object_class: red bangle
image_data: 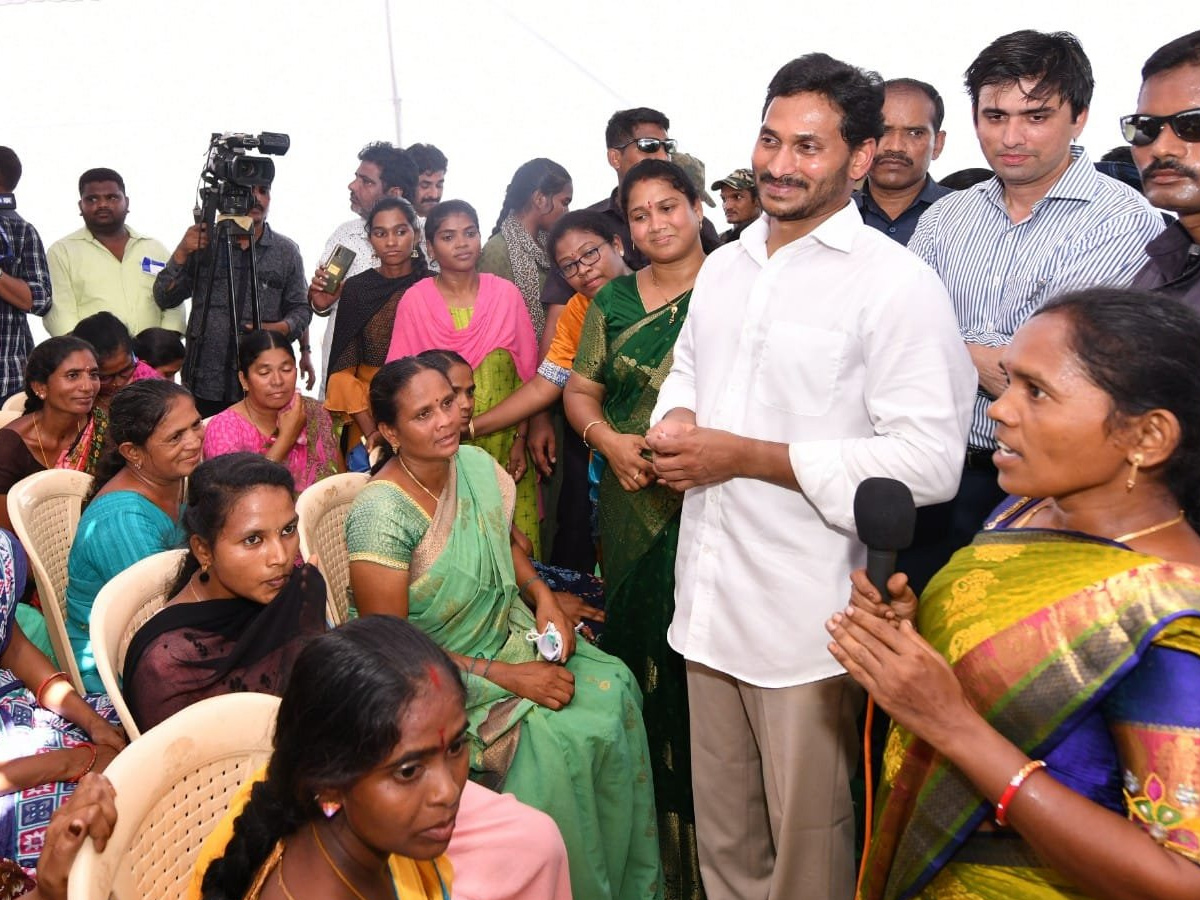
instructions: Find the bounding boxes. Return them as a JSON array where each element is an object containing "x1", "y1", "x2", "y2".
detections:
[
  {"x1": 66, "y1": 742, "x2": 98, "y2": 783},
  {"x1": 994, "y1": 759, "x2": 1046, "y2": 826},
  {"x1": 35, "y1": 671, "x2": 70, "y2": 708}
]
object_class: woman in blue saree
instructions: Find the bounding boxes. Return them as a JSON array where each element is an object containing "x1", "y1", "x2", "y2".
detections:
[{"x1": 829, "y1": 288, "x2": 1200, "y2": 900}]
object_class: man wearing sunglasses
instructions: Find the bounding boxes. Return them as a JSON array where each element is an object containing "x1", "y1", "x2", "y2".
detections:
[
  {"x1": 1128, "y1": 31, "x2": 1200, "y2": 308},
  {"x1": 904, "y1": 30, "x2": 1164, "y2": 592}
]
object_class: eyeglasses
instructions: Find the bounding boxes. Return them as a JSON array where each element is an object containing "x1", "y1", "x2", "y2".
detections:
[
  {"x1": 613, "y1": 137, "x2": 677, "y2": 155},
  {"x1": 1120, "y1": 108, "x2": 1200, "y2": 146},
  {"x1": 98, "y1": 354, "x2": 139, "y2": 385},
  {"x1": 558, "y1": 245, "x2": 603, "y2": 279}
]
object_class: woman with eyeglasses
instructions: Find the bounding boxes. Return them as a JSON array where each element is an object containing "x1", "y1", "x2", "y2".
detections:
[
  {"x1": 0, "y1": 338, "x2": 110, "y2": 535},
  {"x1": 72, "y1": 311, "x2": 161, "y2": 409},
  {"x1": 478, "y1": 159, "x2": 573, "y2": 341},
  {"x1": 563, "y1": 158, "x2": 715, "y2": 900},
  {"x1": 65, "y1": 379, "x2": 204, "y2": 693}
]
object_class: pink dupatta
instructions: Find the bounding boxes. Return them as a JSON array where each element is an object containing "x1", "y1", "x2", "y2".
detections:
[{"x1": 385, "y1": 274, "x2": 537, "y2": 380}]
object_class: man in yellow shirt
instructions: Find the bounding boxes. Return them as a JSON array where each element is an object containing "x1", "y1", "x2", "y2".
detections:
[{"x1": 45, "y1": 168, "x2": 183, "y2": 336}]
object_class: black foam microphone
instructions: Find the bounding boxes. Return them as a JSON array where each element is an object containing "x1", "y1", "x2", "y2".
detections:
[{"x1": 853, "y1": 477, "x2": 917, "y2": 601}]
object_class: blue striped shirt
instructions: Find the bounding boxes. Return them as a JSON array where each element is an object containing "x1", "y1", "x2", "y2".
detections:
[{"x1": 910, "y1": 147, "x2": 1164, "y2": 449}]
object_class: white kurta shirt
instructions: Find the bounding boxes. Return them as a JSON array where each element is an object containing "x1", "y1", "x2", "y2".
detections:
[{"x1": 651, "y1": 201, "x2": 975, "y2": 687}]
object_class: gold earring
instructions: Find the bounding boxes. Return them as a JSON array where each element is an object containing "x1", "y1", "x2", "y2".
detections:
[{"x1": 1126, "y1": 453, "x2": 1144, "y2": 492}]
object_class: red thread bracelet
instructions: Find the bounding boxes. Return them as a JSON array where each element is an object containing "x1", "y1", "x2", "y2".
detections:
[
  {"x1": 66, "y1": 743, "x2": 98, "y2": 783},
  {"x1": 994, "y1": 759, "x2": 1046, "y2": 826},
  {"x1": 35, "y1": 671, "x2": 70, "y2": 708}
]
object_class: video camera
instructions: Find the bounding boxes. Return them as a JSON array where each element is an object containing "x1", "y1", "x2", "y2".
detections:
[{"x1": 194, "y1": 131, "x2": 290, "y2": 232}]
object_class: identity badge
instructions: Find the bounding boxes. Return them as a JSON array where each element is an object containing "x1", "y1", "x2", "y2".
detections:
[{"x1": 142, "y1": 256, "x2": 166, "y2": 274}]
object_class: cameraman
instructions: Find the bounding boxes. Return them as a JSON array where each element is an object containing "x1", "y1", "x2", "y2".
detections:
[
  {"x1": 153, "y1": 182, "x2": 310, "y2": 417},
  {"x1": 0, "y1": 147, "x2": 52, "y2": 403}
]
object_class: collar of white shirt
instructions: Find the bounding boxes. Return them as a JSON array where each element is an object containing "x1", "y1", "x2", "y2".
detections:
[{"x1": 740, "y1": 199, "x2": 860, "y2": 266}]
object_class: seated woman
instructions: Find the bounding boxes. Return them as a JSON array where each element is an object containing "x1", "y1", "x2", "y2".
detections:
[
  {"x1": 201, "y1": 330, "x2": 340, "y2": 491},
  {"x1": 346, "y1": 358, "x2": 661, "y2": 899},
  {"x1": 385, "y1": 200, "x2": 543, "y2": 558},
  {"x1": 122, "y1": 453, "x2": 326, "y2": 732},
  {"x1": 478, "y1": 158, "x2": 572, "y2": 341},
  {"x1": 311, "y1": 197, "x2": 429, "y2": 454},
  {"x1": 191, "y1": 617, "x2": 465, "y2": 900},
  {"x1": 419, "y1": 348, "x2": 605, "y2": 638},
  {"x1": 133, "y1": 327, "x2": 185, "y2": 381},
  {"x1": 472, "y1": 210, "x2": 632, "y2": 572},
  {"x1": 0, "y1": 337, "x2": 107, "y2": 532},
  {"x1": 126, "y1": 454, "x2": 571, "y2": 900},
  {"x1": 72, "y1": 311, "x2": 161, "y2": 409},
  {"x1": 65, "y1": 380, "x2": 203, "y2": 693},
  {"x1": 829, "y1": 288, "x2": 1200, "y2": 899},
  {"x1": 0, "y1": 529, "x2": 125, "y2": 878}
]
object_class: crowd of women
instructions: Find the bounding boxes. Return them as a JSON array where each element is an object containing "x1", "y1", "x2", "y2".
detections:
[{"x1": 0, "y1": 135, "x2": 1198, "y2": 900}]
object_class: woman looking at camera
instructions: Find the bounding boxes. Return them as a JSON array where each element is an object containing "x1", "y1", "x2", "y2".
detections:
[
  {"x1": 385, "y1": 201, "x2": 542, "y2": 558},
  {"x1": 563, "y1": 158, "x2": 711, "y2": 900},
  {"x1": 312, "y1": 197, "x2": 428, "y2": 453}
]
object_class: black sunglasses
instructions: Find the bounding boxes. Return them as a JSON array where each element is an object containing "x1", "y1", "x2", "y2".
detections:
[
  {"x1": 613, "y1": 137, "x2": 677, "y2": 155},
  {"x1": 1120, "y1": 108, "x2": 1200, "y2": 146}
]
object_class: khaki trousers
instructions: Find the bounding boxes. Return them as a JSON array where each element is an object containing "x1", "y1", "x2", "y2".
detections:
[{"x1": 686, "y1": 662, "x2": 863, "y2": 900}]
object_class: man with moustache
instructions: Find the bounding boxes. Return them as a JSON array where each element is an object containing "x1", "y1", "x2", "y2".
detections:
[
  {"x1": 855, "y1": 78, "x2": 949, "y2": 245},
  {"x1": 1127, "y1": 31, "x2": 1200, "y2": 308},
  {"x1": 153, "y1": 182, "x2": 310, "y2": 417},
  {"x1": 645, "y1": 54, "x2": 975, "y2": 900},
  {"x1": 406, "y1": 143, "x2": 448, "y2": 218},
  {"x1": 710, "y1": 168, "x2": 761, "y2": 244},
  {"x1": 46, "y1": 168, "x2": 182, "y2": 336},
  {"x1": 309, "y1": 142, "x2": 418, "y2": 394},
  {"x1": 906, "y1": 30, "x2": 1163, "y2": 588}
]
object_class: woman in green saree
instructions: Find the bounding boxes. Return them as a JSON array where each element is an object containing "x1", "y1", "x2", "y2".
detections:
[
  {"x1": 564, "y1": 159, "x2": 711, "y2": 900},
  {"x1": 346, "y1": 358, "x2": 662, "y2": 900},
  {"x1": 829, "y1": 288, "x2": 1200, "y2": 900}
]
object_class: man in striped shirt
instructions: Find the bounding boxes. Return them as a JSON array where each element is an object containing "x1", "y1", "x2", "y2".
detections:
[{"x1": 904, "y1": 30, "x2": 1164, "y2": 589}]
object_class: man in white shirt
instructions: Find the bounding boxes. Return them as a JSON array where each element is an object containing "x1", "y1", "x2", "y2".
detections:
[
  {"x1": 646, "y1": 53, "x2": 975, "y2": 900},
  {"x1": 309, "y1": 142, "x2": 418, "y2": 395}
]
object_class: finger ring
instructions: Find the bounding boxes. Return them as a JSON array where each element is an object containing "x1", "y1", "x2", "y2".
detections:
[{"x1": 635, "y1": 472, "x2": 642, "y2": 480}]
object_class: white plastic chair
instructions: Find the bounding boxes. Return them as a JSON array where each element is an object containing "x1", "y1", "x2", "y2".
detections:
[
  {"x1": 296, "y1": 472, "x2": 368, "y2": 624},
  {"x1": 7, "y1": 469, "x2": 94, "y2": 690},
  {"x1": 0, "y1": 392, "x2": 26, "y2": 413},
  {"x1": 91, "y1": 549, "x2": 188, "y2": 739},
  {"x1": 67, "y1": 692, "x2": 280, "y2": 900}
]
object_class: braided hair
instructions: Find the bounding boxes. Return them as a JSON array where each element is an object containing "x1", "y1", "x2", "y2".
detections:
[
  {"x1": 491, "y1": 158, "x2": 571, "y2": 235},
  {"x1": 199, "y1": 616, "x2": 465, "y2": 900}
]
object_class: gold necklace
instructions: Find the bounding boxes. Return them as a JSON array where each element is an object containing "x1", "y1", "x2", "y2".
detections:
[
  {"x1": 397, "y1": 453, "x2": 440, "y2": 503},
  {"x1": 277, "y1": 866, "x2": 299, "y2": 900},
  {"x1": 1114, "y1": 510, "x2": 1187, "y2": 544},
  {"x1": 311, "y1": 822, "x2": 382, "y2": 900},
  {"x1": 649, "y1": 268, "x2": 681, "y2": 325},
  {"x1": 32, "y1": 414, "x2": 49, "y2": 467}
]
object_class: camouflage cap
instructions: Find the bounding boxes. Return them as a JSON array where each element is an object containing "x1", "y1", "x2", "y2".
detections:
[
  {"x1": 711, "y1": 167, "x2": 756, "y2": 193},
  {"x1": 672, "y1": 151, "x2": 716, "y2": 207}
]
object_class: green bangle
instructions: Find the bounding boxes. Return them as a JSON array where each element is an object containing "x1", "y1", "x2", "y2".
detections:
[
  {"x1": 519, "y1": 575, "x2": 543, "y2": 596},
  {"x1": 481, "y1": 656, "x2": 495, "y2": 679}
]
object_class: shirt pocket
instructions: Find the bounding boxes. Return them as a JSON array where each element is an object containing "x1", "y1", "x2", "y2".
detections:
[{"x1": 753, "y1": 322, "x2": 846, "y2": 417}]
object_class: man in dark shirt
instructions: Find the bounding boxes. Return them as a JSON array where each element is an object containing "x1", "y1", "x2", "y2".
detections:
[
  {"x1": 153, "y1": 183, "x2": 310, "y2": 416},
  {"x1": 1127, "y1": 31, "x2": 1200, "y2": 307},
  {"x1": 710, "y1": 168, "x2": 761, "y2": 244},
  {"x1": 0, "y1": 147, "x2": 52, "y2": 402},
  {"x1": 854, "y1": 78, "x2": 949, "y2": 245}
]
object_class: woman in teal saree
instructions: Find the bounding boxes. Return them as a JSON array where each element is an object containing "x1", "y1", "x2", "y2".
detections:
[
  {"x1": 346, "y1": 357, "x2": 663, "y2": 900},
  {"x1": 829, "y1": 289, "x2": 1200, "y2": 900},
  {"x1": 564, "y1": 159, "x2": 711, "y2": 900}
]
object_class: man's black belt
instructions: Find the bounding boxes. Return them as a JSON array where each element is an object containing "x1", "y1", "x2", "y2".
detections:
[{"x1": 964, "y1": 447, "x2": 997, "y2": 472}]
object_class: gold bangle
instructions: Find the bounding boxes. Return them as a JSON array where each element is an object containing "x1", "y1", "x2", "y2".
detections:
[
  {"x1": 581, "y1": 419, "x2": 605, "y2": 449},
  {"x1": 467, "y1": 418, "x2": 476, "y2": 440}
]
